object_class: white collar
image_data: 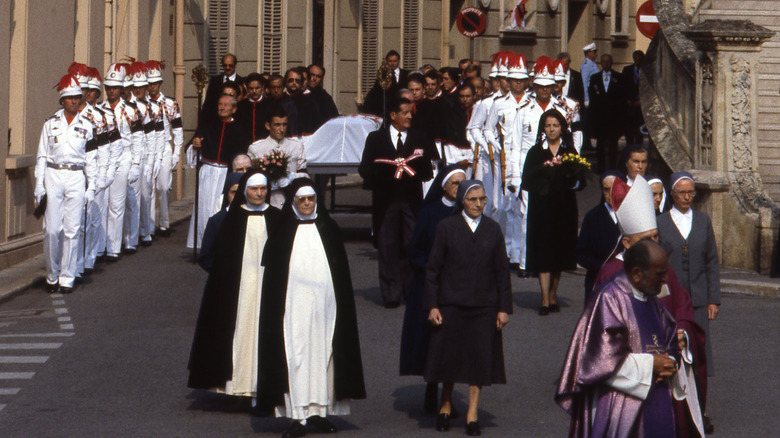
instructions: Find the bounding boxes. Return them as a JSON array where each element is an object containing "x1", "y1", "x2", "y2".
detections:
[
  {"x1": 629, "y1": 284, "x2": 648, "y2": 302},
  {"x1": 389, "y1": 125, "x2": 407, "y2": 144},
  {"x1": 671, "y1": 206, "x2": 693, "y2": 219},
  {"x1": 604, "y1": 202, "x2": 618, "y2": 224},
  {"x1": 225, "y1": 73, "x2": 237, "y2": 82},
  {"x1": 441, "y1": 197, "x2": 456, "y2": 207},
  {"x1": 242, "y1": 202, "x2": 269, "y2": 212},
  {"x1": 461, "y1": 210, "x2": 481, "y2": 232}
]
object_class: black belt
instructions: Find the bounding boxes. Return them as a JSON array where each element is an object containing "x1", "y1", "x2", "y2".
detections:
[{"x1": 47, "y1": 162, "x2": 84, "y2": 171}]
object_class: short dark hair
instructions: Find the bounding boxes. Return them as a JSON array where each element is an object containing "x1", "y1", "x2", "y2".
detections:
[
  {"x1": 464, "y1": 64, "x2": 481, "y2": 76},
  {"x1": 267, "y1": 74, "x2": 283, "y2": 84},
  {"x1": 245, "y1": 72, "x2": 265, "y2": 86},
  {"x1": 266, "y1": 105, "x2": 288, "y2": 123},
  {"x1": 469, "y1": 76, "x2": 485, "y2": 88},
  {"x1": 386, "y1": 50, "x2": 400, "y2": 60},
  {"x1": 556, "y1": 52, "x2": 571, "y2": 61},
  {"x1": 407, "y1": 73, "x2": 425, "y2": 86},
  {"x1": 458, "y1": 83, "x2": 475, "y2": 95},
  {"x1": 441, "y1": 67, "x2": 461, "y2": 82},
  {"x1": 388, "y1": 97, "x2": 412, "y2": 114},
  {"x1": 308, "y1": 64, "x2": 326, "y2": 75},
  {"x1": 221, "y1": 81, "x2": 240, "y2": 96},
  {"x1": 284, "y1": 68, "x2": 302, "y2": 80},
  {"x1": 624, "y1": 240, "x2": 657, "y2": 273},
  {"x1": 458, "y1": 58, "x2": 471, "y2": 67},
  {"x1": 424, "y1": 70, "x2": 440, "y2": 83}
]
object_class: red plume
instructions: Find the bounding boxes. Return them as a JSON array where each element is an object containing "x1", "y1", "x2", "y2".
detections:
[
  {"x1": 55, "y1": 74, "x2": 79, "y2": 92},
  {"x1": 146, "y1": 60, "x2": 165, "y2": 70},
  {"x1": 611, "y1": 177, "x2": 630, "y2": 211},
  {"x1": 87, "y1": 67, "x2": 102, "y2": 82},
  {"x1": 67, "y1": 62, "x2": 88, "y2": 77},
  {"x1": 130, "y1": 61, "x2": 147, "y2": 75}
]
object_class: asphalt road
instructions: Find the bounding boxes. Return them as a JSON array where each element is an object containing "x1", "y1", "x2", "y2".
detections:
[{"x1": 0, "y1": 187, "x2": 778, "y2": 437}]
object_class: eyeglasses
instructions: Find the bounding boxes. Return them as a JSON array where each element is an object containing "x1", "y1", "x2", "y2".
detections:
[
  {"x1": 287, "y1": 78, "x2": 302, "y2": 83},
  {"x1": 673, "y1": 190, "x2": 695, "y2": 197}
]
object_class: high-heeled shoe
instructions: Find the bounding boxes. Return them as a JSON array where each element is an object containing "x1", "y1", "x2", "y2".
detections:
[
  {"x1": 549, "y1": 303, "x2": 560, "y2": 313},
  {"x1": 466, "y1": 421, "x2": 481, "y2": 436},
  {"x1": 436, "y1": 413, "x2": 450, "y2": 432},
  {"x1": 538, "y1": 306, "x2": 549, "y2": 316}
]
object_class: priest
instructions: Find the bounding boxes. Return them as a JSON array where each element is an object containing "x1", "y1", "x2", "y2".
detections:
[
  {"x1": 257, "y1": 178, "x2": 366, "y2": 438},
  {"x1": 188, "y1": 170, "x2": 281, "y2": 399},
  {"x1": 556, "y1": 240, "x2": 692, "y2": 437}
]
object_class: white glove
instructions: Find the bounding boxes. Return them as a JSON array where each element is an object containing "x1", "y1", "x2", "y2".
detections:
[
  {"x1": 170, "y1": 150, "x2": 180, "y2": 170},
  {"x1": 128, "y1": 164, "x2": 141, "y2": 183},
  {"x1": 96, "y1": 177, "x2": 107, "y2": 193},
  {"x1": 85, "y1": 190, "x2": 95, "y2": 205},
  {"x1": 35, "y1": 189, "x2": 45, "y2": 205},
  {"x1": 153, "y1": 159, "x2": 161, "y2": 179}
]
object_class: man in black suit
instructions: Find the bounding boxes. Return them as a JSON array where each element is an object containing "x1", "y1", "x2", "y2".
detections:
[
  {"x1": 588, "y1": 54, "x2": 625, "y2": 172},
  {"x1": 200, "y1": 54, "x2": 241, "y2": 130},
  {"x1": 307, "y1": 63, "x2": 339, "y2": 130},
  {"x1": 556, "y1": 52, "x2": 584, "y2": 106},
  {"x1": 621, "y1": 50, "x2": 645, "y2": 145},
  {"x1": 359, "y1": 98, "x2": 438, "y2": 308},
  {"x1": 235, "y1": 72, "x2": 271, "y2": 142},
  {"x1": 363, "y1": 50, "x2": 410, "y2": 117}
]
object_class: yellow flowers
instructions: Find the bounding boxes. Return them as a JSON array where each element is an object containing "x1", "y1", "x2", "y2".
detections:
[{"x1": 562, "y1": 153, "x2": 591, "y2": 171}]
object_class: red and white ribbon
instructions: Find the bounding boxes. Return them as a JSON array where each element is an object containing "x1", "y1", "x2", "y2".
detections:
[{"x1": 374, "y1": 151, "x2": 423, "y2": 179}]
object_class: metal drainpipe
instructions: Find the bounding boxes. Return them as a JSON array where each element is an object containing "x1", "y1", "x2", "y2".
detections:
[
  {"x1": 104, "y1": 0, "x2": 114, "y2": 67},
  {"x1": 174, "y1": 0, "x2": 185, "y2": 199}
]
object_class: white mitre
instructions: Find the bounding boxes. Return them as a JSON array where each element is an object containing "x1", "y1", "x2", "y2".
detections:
[{"x1": 614, "y1": 175, "x2": 657, "y2": 235}]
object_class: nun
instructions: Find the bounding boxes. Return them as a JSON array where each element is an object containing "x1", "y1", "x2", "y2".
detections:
[
  {"x1": 188, "y1": 170, "x2": 281, "y2": 399},
  {"x1": 257, "y1": 178, "x2": 366, "y2": 438},
  {"x1": 423, "y1": 180, "x2": 512, "y2": 436},
  {"x1": 646, "y1": 175, "x2": 669, "y2": 215},
  {"x1": 399, "y1": 164, "x2": 466, "y2": 414},
  {"x1": 198, "y1": 171, "x2": 243, "y2": 272}
]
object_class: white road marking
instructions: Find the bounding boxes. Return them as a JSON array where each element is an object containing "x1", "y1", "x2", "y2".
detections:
[
  {"x1": 54, "y1": 308, "x2": 68, "y2": 315},
  {"x1": 0, "y1": 333, "x2": 73, "y2": 338},
  {"x1": 52, "y1": 300, "x2": 66, "y2": 306},
  {"x1": 0, "y1": 404, "x2": 5, "y2": 412},
  {"x1": 0, "y1": 343, "x2": 62, "y2": 350},
  {"x1": 60, "y1": 324, "x2": 74, "y2": 330},
  {"x1": 57, "y1": 317, "x2": 71, "y2": 322},
  {"x1": 0, "y1": 372, "x2": 35, "y2": 379},
  {"x1": 0, "y1": 356, "x2": 48, "y2": 364},
  {"x1": 0, "y1": 388, "x2": 20, "y2": 395}
]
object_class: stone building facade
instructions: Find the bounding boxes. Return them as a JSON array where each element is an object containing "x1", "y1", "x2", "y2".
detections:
[{"x1": 0, "y1": 0, "x2": 649, "y2": 268}]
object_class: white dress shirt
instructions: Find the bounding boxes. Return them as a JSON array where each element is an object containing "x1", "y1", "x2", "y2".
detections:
[
  {"x1": 388, "y1": 125, "x2": 407, "y2": 150},
  {"x1": 461, "y1": 210, "x2": 482, "y2": 232}
]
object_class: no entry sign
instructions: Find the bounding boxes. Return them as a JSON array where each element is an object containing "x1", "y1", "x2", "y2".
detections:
[
  {"x1": 457, "y1": 7, "x2": 487, "y2": 38},
  {"x1": 636, "y1": 1, "x2": 660, "y2": 39}
]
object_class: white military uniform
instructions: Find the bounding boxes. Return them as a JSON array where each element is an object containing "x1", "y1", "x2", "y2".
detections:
[
  {"x1": 148, "y1": 91, "x2": 183, "y2": 231},
  {"x1": 139, "y1": 97, "x2": 165, "y2": 242},
  {"x1": 468, "y1": 89, "x2": 504, "y2": 216},
  {"x1": 557, "y1": 94, "x2": 583, "y2": 153},
  {"x1": 34, "y1": 109, "x2": 98, "y2": 288},
  {"x1": 100, "y1": 97, "x2": 142, "y2": 257},
  {"x1": 506, "y1": 95, "x2": 568, "y2": 268},
  {"x1": 124, "y1": 95, "x2": 152, "y2": 250},
  {"x1": 78, "y1": 103, "x2": 111, "y2": 272}
]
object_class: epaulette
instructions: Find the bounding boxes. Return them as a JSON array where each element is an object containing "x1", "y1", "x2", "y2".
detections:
[
  {"x1": 518, "y1": 100, "x2": 531, "y2": 110},
  {"x1": 44, "y1": 114, "x2": 58, "y2": 122},
  {"x1": 125, "y1": 100, "x2": 137, "y2": 108}
]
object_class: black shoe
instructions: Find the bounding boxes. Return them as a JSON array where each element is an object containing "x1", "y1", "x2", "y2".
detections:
[
  {"x1": 156, "y1": 227, "x2": 171, "y2": 237},
  {"x1": 436, "y1": 413, "x2": 450, "y2": 432},
  {"x1": 45, "y1": 283, "x2": 59, "y2": 294},
  {"x1": 307, "y1": 415, "x2": 337, "y2": 433},
  {"x1": 60, "y1": 286, "x2": 74, "y2": 295},
  {"x1": 123, "y1": 247, "x2": 137, "y2": 255},
  {"x1": 96, "y1": 255, "x2": 106, "y2": 263},
  {"x1": 518, "y1": 269, "x2": 531, "y2": 278},
  {"x1": 466, "y1": 421, "x2": 481, "y2": 436},
  {"x1": 384, "y1": 301, "x2": 400, "y2": 309},
  {"x1": 549, "y1": 303, "x2": 560, "y2": 313},
  {"x1": 74, "y1": 276, "x2": 83, "y2": 285},
  {"x1": 538, "y1": 306, "x2": 549, "y2": 316},
  {"x1": 703, "y1": 414, "x2": 714, "y2": 434},
  {"x1": 282, "y1": 421, "x2": 306, "y2": 438},
  {"x1": 83, "y1": 268, "x2": 94, "y2": 276},
  {"x1": 424, "y1": 383, "x2": 438, "y2": 414},
  {"x1": 140, "y1": 240, "x2": 152, "y2": 247},
  {"x1": 106, "y1": 255, "x2": 119, "y2": 263}
]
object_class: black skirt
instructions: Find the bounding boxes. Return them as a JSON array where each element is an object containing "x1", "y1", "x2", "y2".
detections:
[
  {"x1": 399, "y1": 269, "x2": 432, "y2": 376},
  {"x1": 424, "y1": 306, "x2": 506, "y2": 386}
]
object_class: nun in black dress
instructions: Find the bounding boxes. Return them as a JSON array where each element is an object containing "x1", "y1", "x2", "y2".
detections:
[
  {"x1": 399, "y1": 165, "x2": 466, "y2": 413},
  {"x1": 423, "y1": 180, "x2": 512, "y2": 436},
  {"x1": 521, "y1": 109, "x2": 584, "y2": 316}
]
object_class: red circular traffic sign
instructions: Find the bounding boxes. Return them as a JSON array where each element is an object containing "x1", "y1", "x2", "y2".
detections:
[
  {"x1": 636, "y1": 1, "x2": 660, "y2": 39},
  {"x1": 457, "y1": 7, "x2": 487, "y2": 38}
]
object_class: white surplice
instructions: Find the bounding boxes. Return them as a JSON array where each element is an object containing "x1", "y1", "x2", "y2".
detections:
[
  {"x1": 275, "y1": 223, "x2": 350, "y2": 420},
  {"x1": 223, "y1": 210, "x2": 267, "y2": 396}
]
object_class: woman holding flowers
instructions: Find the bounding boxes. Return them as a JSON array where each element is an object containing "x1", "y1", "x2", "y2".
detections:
[{"x1": 521, "y1": 110, "x2": 588, "y2": 315}]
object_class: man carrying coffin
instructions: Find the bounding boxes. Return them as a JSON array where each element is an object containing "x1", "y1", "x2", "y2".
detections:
[
  {"x1": 188, "y1": 170, "x2": 280, "y2": 398},
  {"x1": 257, "y1": 178, "x2": 366, "y2": 437}
]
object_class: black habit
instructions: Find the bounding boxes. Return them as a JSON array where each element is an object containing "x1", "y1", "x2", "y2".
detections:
[
  {"x1": 520, "y1": 141, "x2": 582, "y2": 273},
  {"x1": 256, "y1": 183, "x2": 366, "y2": 409},
  {"x1": 187, "y1": 170, "x2": 281, "y2": 390},
  {"x1": 309, "y1": 87, "x2": 339, "y2": 129},
  {"x1": 236, "y1": 98, "x2": 273, "y2": 142},
  {"x1": 423, "y1": 213, "x2": 512, "y2": 385},
  {"x1": 575, "y1": 202, "x2": 622, "y2": 301},
  {"x1": 198, "y1": 118, "x2": 252, "y2": 165}
]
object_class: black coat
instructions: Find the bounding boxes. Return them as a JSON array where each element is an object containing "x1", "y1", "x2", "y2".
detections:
[
  {"x1": 359, "y1": 127, "x2": 438, "y2": 234},
  {"x1": 363, "y1": 69, "x2": 410, "y2": 116},
  {"x1": 520, "y1": 141, "x2": 582, "y2": 273},
  {"x1": 256, "y1": 205, "x2": 366, "y2": 408},
  {"x1": 443, "y1": 104, "x2": 474, "y2": 161},
  {"x1": 588, "y1": 69, "x2": 625, "y2": 138},
  {"x1": 292, "y1": 92, "x2": 321, "y2": 136},
  {"x1": 412, "y1": 98, "x2": 448, "y2": 142},
  {"x1": 567, "y1": 69, "x2": 585, "y2": 106},
  {"x1": 199, "y1": 118, "x2": 252, "y2": 165},
  {"x1": 575, "y1": 203, "x2": 622, "y2": 298},
  {"x1": 236, "y1": 98, "x2": 273, "y2": 142},
  {"x1": 197, "y1": 208, "x2": 228, "y2": 272},
  {"x1": 199, "y1": 74, "x2": 243, "y2": 132},
  {"x1": 309, "y1": 87, "x2": 339, "y2": 130},
  {"x1": 187, "y1": 171, "x2": 280, "y2": 390},
  {"x1": 423, "y1": 214, "x2": 512, "y2": 313}
]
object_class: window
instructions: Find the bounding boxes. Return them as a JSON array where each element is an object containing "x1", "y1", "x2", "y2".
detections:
[
  {"x1": 360, "y1": 0, "x2": 380, "y2": 96},
  {"x1": 402, "y1": 0, "x2": 420, "y2": 70},
  {"x1": 612, "y1": 0, "x2": 629, "y2": 35},
  {"x1": 261, "y1": 0, "x2": 284, "y2": 74},
  {"x1": 207, "y1": 0, "x2": 230, "y2": 75}
]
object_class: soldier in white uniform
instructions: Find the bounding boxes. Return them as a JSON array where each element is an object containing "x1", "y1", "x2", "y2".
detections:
[
  {"x1": 66, "y1": 63, "x2": 111, "y2": 276},
  {"x1": 145, "y1": 60, "x2": 184, "y2": 238},
  {"x1": 506, "y1": 57, "x2": 569, "y2": 273},
  {"x1": 483, "y1": 53, "x2": 530, "y2": 266},
  {"x1": 101, "y1": 63, "x2": 143, "y2": 262},
  {"x1": 552, "y1": 59, "x2": 583, "y2": 153},
  {"x1": 34, "y1": 74, "x2": 98, "y2": 293}
]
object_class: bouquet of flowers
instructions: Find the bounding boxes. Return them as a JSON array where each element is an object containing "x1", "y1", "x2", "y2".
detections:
[
  {"x1": 251, "y1": 149, "x2": 289, "y2": 184},
  {"x1": 533, "y1": 153, "x2": 591, "y2": 196}
]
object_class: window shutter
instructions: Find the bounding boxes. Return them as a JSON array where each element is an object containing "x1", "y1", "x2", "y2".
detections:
[
  {"x1": 261, "y1": 0, "x2": 284, "y2": 74},
  {"x1": 402, "y1": 0, "x2": 419, "y2": 70},
  {"x1": 207, "y1": 0, "x2": 230, "y2": 75},
  {"x1": 361, "y1": 0, "x2": 380, "y2": 96}
]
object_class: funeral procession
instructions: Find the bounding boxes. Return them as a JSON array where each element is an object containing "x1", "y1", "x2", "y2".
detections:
[{"x1": 1, "y1": 1, "x2": 780, "y2": 437}]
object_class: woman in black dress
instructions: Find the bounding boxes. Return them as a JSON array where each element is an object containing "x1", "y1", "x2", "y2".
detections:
[
  {"x1": 399, "y1": 165, "x2": 466, "y2": 413},
  {"x1": 424, "y1": 180, "x2": 512, "y2": 436},
  {"x1": 521, "y1": 109, "x2": 584, "y2": 315}
]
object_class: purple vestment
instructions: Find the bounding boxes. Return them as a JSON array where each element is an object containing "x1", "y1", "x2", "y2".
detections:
[{"x1": 555, "y1": 272, "x2": 679, "y2": 438}]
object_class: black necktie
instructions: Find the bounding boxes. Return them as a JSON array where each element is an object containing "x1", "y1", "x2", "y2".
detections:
[{"x1": 396, "y1": 132, "x2": 403, "y2": 151}]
